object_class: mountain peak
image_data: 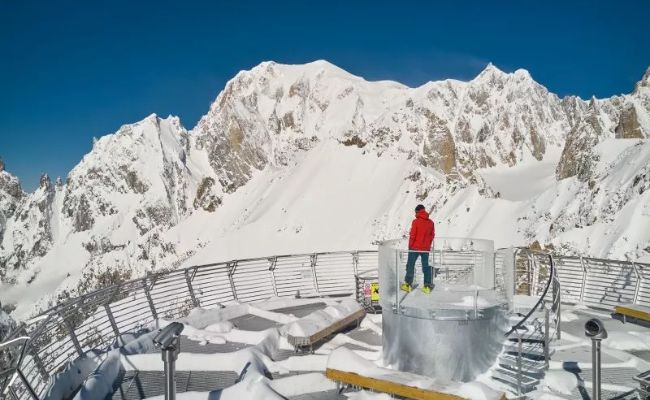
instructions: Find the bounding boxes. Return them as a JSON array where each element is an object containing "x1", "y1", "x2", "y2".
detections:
[
  {"x1": 635, "y1": 66, "x2": 650, "y2": 92},
  {"x1": 473, "y1": 63, "x2": 509, "y2": 84},
  {"x1": 480, "y1": 62, "x2": 506, "y2": 76}
]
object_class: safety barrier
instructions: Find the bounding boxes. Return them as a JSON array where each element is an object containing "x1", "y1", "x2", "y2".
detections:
[
  {"x1": 555, "y1": 256, "x2": 650, "y2": 310},
  {"x1": 0, "y1": 250, "x2": 377, "y2": 400},
  {"x1": 1, "y1": 248, "x2": 648, "y2": 399}
]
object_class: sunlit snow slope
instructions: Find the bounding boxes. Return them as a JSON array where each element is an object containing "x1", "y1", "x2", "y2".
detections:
[{"x1": 1, "y1": 60, "x2": 649, "y2": 318}]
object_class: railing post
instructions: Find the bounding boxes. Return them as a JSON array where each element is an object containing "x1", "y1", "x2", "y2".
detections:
[
  {"x1": 633, "y1": 263, "x2": 641, "y2": 305},
  {"x1": 30, "y1": 348, "x2": 49, "y2": 381},
  {"x1": 227, "y1": 262, "x2": 238, "y2": 301},
  {"x1": 143, "y1": 277, "x2": 158, "y2": 321},
  {"x1": 184, "y1": 268, "x2": 200, "y2": 308},
  {"x1": 268, "y1": 257, "x2": 278, "y2": 297},
  {"x1": 579, "y1": 256, "x2": 586, "y2": 303},
  {"x1": 311, "y1": 254, "x2": 320, "y2": 295},
  {"x1": 61, "y1": 312, "x2": 84, "y2": 357},
  {"x1": 8, "y1": 385, "x2": 21, "y2": 400},
  {"x1": 16, "y1": 368, "x2": 40, "y2": 400},
  {"x1": 544, "y1": 306, "x2": 550, "y2": 369},
  {"x1": 442, "y1": 249, "x2": 448, "y2": 280},
  {"x1": 103, "y1": 303, "x2": 121, "y2": 340},
  {"x1": 352, "y1": 251, "x2": 359, "y2": 276},
  {"x1": 19, "y1": 326, "x2": 48, "y2": 380},
  {"x1": 516, "y1": 330, "x2": 523, "y2": 396}
]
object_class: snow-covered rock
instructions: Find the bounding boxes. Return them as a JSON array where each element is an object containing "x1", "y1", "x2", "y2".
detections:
[{"x1": 1, "y1": 60, "x2": 649, "y2": 319}]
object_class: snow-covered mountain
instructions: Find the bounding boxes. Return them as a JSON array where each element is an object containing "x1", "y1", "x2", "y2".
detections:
[{"x1": 1, "y1": 60, "x2": 649, "y2": 319}]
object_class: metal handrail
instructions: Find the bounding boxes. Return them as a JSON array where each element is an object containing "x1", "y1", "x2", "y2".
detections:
[
  {"x1": 1, "y1": 248, "x2": 648, "y2": 399},
  {"x1": 506, "y1": 248, "x2": 557, "y2": 336}
]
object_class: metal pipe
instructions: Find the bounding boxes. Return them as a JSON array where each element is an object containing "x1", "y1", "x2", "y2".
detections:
[
  {"x1": 544, "y1": 306, "x2": 550, "y2": 369},
  {"x1": 163, "y1": 348, "x2": 177, "y2": 400},
  {"x1": 16, "y1": 369, "x2": 39, "y2": 400},
  {"x1": 585, "y1": 318, "x2": 607, "y2": 400},
  {"x1": 592, "y1": 339, "x2": 602, "y2": 400},
  {"x1": 154, "y1": 322, "x2": 184, "y2": 400},
  {"x1": 516, "y1": 330, "x2": 523, "y2": 396}
]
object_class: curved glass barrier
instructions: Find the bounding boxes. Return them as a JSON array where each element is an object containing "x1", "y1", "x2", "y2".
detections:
[{"x1": 378, "y1": 237, "x2": 508, "y2": 382}]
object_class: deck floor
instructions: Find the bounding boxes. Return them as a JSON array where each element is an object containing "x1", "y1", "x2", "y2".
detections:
[{"x1": 110, "y1": 300, "x2": 650, "y2": 399}]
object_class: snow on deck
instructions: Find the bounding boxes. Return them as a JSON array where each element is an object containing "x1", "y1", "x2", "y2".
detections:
[{"x1": 104, "y1": 297, "x2": 650, "y2": 400}]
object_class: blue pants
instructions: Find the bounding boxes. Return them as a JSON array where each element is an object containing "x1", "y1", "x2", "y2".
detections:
[{"x1": 404, "y1": 251, "x2": 433, "y2": 286}]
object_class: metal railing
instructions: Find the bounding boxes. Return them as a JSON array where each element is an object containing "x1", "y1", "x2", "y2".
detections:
[
  {"x1": 0, "y1": 250, "x2": 378, "y2": 399},
  {"x1": 504, "y1": 248, "x2": 562, "y2": 396},
  {"x1": 0, "y1": 247, "x2": 648, "y2": 399}
]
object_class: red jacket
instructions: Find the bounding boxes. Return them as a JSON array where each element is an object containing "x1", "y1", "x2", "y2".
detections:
[{"x1": 409, "y1": 210, "x2": 435, "y2": 251}]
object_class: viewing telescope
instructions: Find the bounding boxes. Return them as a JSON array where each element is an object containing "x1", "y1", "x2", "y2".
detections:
[
  {"x1": 154, "y1": 322, "x2": 185, "y2": 400},
  {"x1": 154, "y1": 322, "x2": 185, "y2": 350},
  {"x1": 584, "y1": 318, "x2": 607, "y2": 400}
]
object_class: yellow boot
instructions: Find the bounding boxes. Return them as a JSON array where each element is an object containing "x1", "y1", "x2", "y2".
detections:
[{"x1": 400, "y1": 282, "x2": 412, "y2": 292}]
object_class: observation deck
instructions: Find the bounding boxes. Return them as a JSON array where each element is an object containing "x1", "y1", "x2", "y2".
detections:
[{"x1": 1, "y1": 242, "x2": 650, "y2": 400}]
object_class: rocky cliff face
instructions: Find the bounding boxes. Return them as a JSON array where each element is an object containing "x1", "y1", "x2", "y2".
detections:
[
  {"x1": 0, "y1": 162, "x2": 25, "y2": 244},
  {"x1": 1, "y1": 60, "x2": 649, "y2": 318}
]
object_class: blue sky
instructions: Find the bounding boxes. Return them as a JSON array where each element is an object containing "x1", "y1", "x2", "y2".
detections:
[{"x1": 1, "y1": 1, "x2": 649, "y2": 190}]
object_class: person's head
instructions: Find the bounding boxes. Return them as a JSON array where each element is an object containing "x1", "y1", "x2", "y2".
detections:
[{"x1": 415, "y1": 204, "x2": 425, "y2": 213}]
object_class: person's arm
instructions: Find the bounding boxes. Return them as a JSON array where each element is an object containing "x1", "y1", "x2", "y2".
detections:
[{"x1": 409, "y1": 219, "x2": 417, "y2": 249}]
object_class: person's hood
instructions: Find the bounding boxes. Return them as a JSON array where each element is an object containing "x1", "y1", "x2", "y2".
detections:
[{"x1": 415, "y1": 209, "x2": 429, "y2": 220}]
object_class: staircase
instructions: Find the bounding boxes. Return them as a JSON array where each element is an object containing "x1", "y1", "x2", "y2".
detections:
[{"x1": 490, "y1": 249, "x2": 561, "y2": 396}]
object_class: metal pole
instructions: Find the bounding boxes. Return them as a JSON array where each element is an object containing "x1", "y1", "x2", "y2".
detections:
[
  {"x1": 154, "y1": 322, "x2": 184, "y2": 400},
  {"x1": 163, "y1": 348, "x2": 177, "y2": 400},
  {"x1": 61, "y1": 313, "x2": 84, "y2": 356},
  {"x1": 227, "y1": 262, "x2": 238, "y2": 301},
  {"x1": 143, "y1": 278, "x2": 158, "y2": 321},
  {"x1": 592, "y1": 339, "x2": 602, "y2": 400},
  {"x1": 633, "y1": 263, "x2": 641, "y2": 305},
  {"x1": 442, "y1": 249, "x2": 448, "y2": 281},
  {"x1": 516, "y1": 331, "x2": 523, "y2": 396},
  {"x1": 544, "y1": 307, "x2": 550, "y2": 369},
  {"x1": 16, "y1": 369, "x2": 39, "y2": 400},
  {"x1": 579, "y1": 257, "x2": 586, "y2": 303},
  {"x1": 395, "y1": 250, "x2": 400, "y2": 313},
  {"x1": 184, "y1": 269, "x2": 199, "y2": 308},
  {"x1": 268, "y1": 257, "x2": 278, "y2": 297},
  {"x1": 310, "y1": 254, "x2": 320, "y2": 295},
  {"x1": 557, "y1": 296, "x2": 562, "y2": 340},
  {"x1": 104, "y1": 304, "x2": 121, "y2": 341}
]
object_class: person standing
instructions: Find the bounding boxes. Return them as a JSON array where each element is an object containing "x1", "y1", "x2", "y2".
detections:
[{"x1": 400, "y1": 204, "x2": 435, "y2": 293}]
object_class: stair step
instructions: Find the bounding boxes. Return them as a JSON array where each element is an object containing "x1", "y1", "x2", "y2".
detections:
[
  {"x1": 491, "y1": 367, "x2": 539, "y2": 392},
  {"x1": 508, "y1": 330, "x2": 546, "y2": 342},
  {"x1": 498, "y1": 354, "x2": 547, "y2": 374},
  {"x1": 503, "y1": 341, "x2": 550, "y2": 357}
]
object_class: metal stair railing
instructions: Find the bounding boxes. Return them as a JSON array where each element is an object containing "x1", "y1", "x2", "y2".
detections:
[{"x1": 500, "y1": 248, "x2": 561, "y2": 396}]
